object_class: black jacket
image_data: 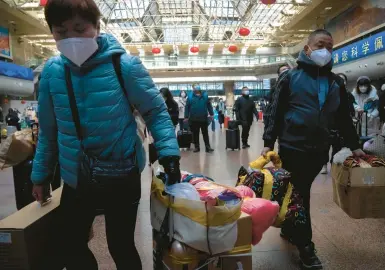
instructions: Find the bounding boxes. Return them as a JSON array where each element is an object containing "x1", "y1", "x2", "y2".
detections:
[
  {"x1": 234, "y1": 95, "x2": 258, "y2": 125},
  {"x1": 263, "y1": 51, "x2": 359, "y2": 153},
  {"x1": 165, "y1": 99, "x2": 179, "y2": 126},
  {"x1": 379, "y1": 90, "x2": 385, "y2": 122}
]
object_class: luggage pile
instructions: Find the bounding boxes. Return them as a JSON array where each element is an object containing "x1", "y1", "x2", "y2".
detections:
[
  {"x1": 332, "y1": 148, "x2": 385, "y2": 219},
  {"x1": 151, "y1": 166, "x2": 279, "y2": 270}
]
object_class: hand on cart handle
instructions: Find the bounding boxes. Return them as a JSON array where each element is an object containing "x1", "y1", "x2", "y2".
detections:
[{"x1": 159, "y1": 156, "x2": 181, "y2": 186}]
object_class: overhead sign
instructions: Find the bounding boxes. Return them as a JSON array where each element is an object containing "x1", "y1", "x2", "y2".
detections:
[{"x1": 333, "y1": 30, "x2": 385, "y2": 66}]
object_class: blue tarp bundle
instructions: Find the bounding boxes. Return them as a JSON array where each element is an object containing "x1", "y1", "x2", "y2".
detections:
[{"x1": 0, "y1": 61, "x2": 34, "y2": 81}]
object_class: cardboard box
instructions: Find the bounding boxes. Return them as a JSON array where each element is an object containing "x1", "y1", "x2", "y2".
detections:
[
  {"x1": 0, "y1": 187, "x2": 64, "y2": 270},
  {"x1": 332, "y1": 164, "x2": 385, "y2": 219},
  {"x1": 153, "y1": 213, "x2": 252, "y2": 270}
]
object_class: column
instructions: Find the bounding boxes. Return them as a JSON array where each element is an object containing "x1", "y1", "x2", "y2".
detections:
[{"x1": 224, "y1": 81, "x2": 235, "y2": 107}]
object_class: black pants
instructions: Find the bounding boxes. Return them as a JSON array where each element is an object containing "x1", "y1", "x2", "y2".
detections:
[
  {"x1": 241, "y1": 122, "x2": 251, "y2": 145},
  {"x1": 279, "y1": 147, "x2": 324, "y2": 248},
  {"x1": 190, "y1": 120, "x2": 210, "y2": 149},
  {"x1": 60, "y1": 171, "x2": 142, "y2": 270}
]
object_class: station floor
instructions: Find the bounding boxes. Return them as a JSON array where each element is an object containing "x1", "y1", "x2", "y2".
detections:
[{"x1": 1, "y1": 122, "x2": 385, "y2": 269}]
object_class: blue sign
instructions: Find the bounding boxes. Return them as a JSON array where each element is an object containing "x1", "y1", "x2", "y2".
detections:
[{"x1": 333, "y1": 30, "x2": 385, "y2": 66}]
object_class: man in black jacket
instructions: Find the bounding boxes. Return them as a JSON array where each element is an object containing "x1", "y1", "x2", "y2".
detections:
[
  {"x1": 234, "y1": 87, "x2": 258, "y2": 148},
  {"x1": 262, "y1": 29, "x2": 364, "y2": 269}
]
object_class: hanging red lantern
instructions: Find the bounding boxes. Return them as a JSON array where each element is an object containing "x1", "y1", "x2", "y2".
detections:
[
  {"x1": 228, "y1": 45, "x2": 238, "y2": 53},
  {"x1": 3, "y1": 97, "x2": 9, "y2": 104},
  {"x1": 261, "y1": 0, "x2": 276, "y2": 4},
  {"x1": 21, "y1": 99, "x2": 26, "y2": 104},
  {"x1": 190, "y1": 46, "x2": 199, "y2": 53},
  {"x1": 40, "y1": 0, "x2": 48, "y2": 6},
  {"x1": 239, "y1": 27, "x2": 250, "y2": 37},
  {"x1": 152, "y1": 47, "x2": 161, "y2": 54}
]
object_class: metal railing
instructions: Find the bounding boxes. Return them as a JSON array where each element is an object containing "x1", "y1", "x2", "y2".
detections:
[{"x1": 141, "y1": 55, "x2": 287, "y2": 69}]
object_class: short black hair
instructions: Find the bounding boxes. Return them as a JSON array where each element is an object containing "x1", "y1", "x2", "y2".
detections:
[
  {"x1": 277, "y1": 64, "x2": 289, "y2": 75},
  {"x1": 45, "y1": 0, "x2": 101, "y2": 31},
  {"x1": 242, "y1": 86, "x2": 248, "y2": 90},
  {"x1": 337, "y1": 73, "x2": 347, "y2": 82},
  {"x1": 308, "y1": 29, "x2": 333, "y2": 43},
  {"x1": 160, "y1": 87, "x2": 174, "y2": 101}
]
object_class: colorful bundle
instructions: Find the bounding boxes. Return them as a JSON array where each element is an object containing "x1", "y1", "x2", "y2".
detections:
[
  {"x1": 236, "y1": 152, "x2": 307, "y2": 228},
  {"x1": 343, "y1": 155, "x2": 385, "y2": 168}
]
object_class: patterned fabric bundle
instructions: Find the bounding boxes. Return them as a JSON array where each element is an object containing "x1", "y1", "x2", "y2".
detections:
[
  {"x1": 343, "y1": 155, "x2": 385, "y2": 168},
  {"x1": 236, "y1": 152, "x2": 307, "y2": 228}
]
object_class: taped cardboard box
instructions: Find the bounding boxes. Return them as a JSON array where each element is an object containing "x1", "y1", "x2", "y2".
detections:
[
  {"x1": 0, "y1": 187, "x2": 64, "y2": 270},
  {"x1": 332, "y1": 164, "x2": 385, "y2": 219},
  {"x1": 153, "y1": 212, "x2": 252, "y2": 270}
]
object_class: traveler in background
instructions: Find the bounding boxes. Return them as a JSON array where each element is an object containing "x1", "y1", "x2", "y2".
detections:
[
  {"x1": 266, "y1": 64, "x2": 291, "y2": 104},
  {"x1": 277, "y1": 64, "x2": 290, "y2": 76},
  {"x1": 160, "y1": 87, "x2": 179, "y2": 127},
  {"x1": 352, "y1": 76, "x2": 380, "y2": 136},
  {"x1": 379, "y1": 84, "x2": 385, "y2": 124},
  {"x1": 320, "y1": 72, "x2": 355, "y2": 174},
  {"x1": 217, "y1": 98, "x2": 226, "y2": 129},
  {"x1": 210, "y1": 98, "x2": 216, "y2": 132},
  {"x1": 31, "y1": 0, "x2": 181, "y2": 269},
  {"x1": 185, "y1": 83, "x2": 214, "y2": 153},
  {"x1": 234, "y1": 86, "x2": 258, "y2": 149},
  {"x1": 178, "y1": 90, "x2": 188, "y2": 130},
  {"x1": 6, "y1": 108, "x2": 21, "y2": 131},
  {"x1": 337, "y1": 73, "x2": 355, "y2": 116},
  {"x1": 262, "y1": 29, "x2": 364, "y2": 269}
]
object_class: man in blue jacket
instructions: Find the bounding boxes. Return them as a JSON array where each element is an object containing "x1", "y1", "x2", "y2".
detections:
[
  {"x1": 185, "y1": 83, "x2": 214, "y2": 153},
  {"x1": 262, "y1": 29, "x2": 365, "y2": 269}
]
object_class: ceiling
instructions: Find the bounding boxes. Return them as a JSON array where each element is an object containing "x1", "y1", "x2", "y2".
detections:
[{"x1": 1, "y1": 0, "x2": 356, "y2": 56}]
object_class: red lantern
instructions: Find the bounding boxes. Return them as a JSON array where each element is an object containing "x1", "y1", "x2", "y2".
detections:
[
  {"x1": 228, "y1": 45, "x2": 238, "y2": 53},
  {"x1": 239, "y1": 28, "x2": 250, "y2": 37},
  {"x1": 190, "y1": 46, "x2": 199, "y2": 53},
  {"x1": 3, "y1": 97, "x2": 8, "y2": 104},
  {"x1": 21, "y1": 99, "x2": 26, "y2": 104},
  {"x1": 261, "y1": 0, "x2": 276, "y2": 4},
  {"x1": 152, "y1": 47, "x2": 161, "y2": 54},
  {"x1": 40, "y1": 0, "x2": 48, "y2": 6}
]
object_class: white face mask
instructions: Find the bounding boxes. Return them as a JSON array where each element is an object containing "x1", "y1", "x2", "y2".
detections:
[
  {"x1": 181, "y1": 93, "x2": 186, "y2": 98},
  {"x1": 57, "y1": 37, "x2": 98, "y2": 67},
  {"x1": 359, "y1": 86, "x2": 368, "y2": 93},
  {"x1": 309, "y1": 48, "x2": 332, "y2": 67},
  {"x1": 243, "y1": 91, "x2": 250, "y2": 95}
]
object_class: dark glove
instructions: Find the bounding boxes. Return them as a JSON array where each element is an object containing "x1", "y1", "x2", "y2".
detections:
[{"x1": 159, "y1": 156, "x2": 181, "y2": 186}]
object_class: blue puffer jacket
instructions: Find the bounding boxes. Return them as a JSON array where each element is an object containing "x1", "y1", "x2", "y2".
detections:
[
  {"x1": 185, "y1": 92, "x2": 214, "y2": 122},
  {"x1": 31, "y1": 34, "x2": 180, "y2": 188}
]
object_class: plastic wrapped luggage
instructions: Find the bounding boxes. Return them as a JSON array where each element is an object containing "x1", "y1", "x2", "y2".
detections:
[
  {"x1": 226, "y1": 129, "x2": 240, "y2": 150},
  {"x1": 177, "y1": 130, "x2": 192, "y2": 149}
]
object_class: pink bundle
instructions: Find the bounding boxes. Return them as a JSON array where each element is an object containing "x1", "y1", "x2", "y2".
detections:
[
  {"x1": 235, "y1": 186, "x2": 256, "y2": 198},
  {"x1": 241, "y1": 198, "x2": 279, "y2": 245}
]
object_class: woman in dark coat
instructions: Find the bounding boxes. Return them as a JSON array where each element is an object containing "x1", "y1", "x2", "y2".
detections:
[{"x1": 160, "y1": 87, "x2": 179, "y2": 127}]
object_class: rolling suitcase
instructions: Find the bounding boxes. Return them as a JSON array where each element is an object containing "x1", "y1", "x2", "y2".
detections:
[
  {"x1": 226, "y1": 129, "x2": 240, "y2": 150},
  {"x1": 177, "y1": 130, "x2": 192, "y2": 148}
]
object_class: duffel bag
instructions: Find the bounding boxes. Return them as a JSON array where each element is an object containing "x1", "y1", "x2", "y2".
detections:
[{"x1": 236, "y1": 151, "x2": 306, "y2": 228}]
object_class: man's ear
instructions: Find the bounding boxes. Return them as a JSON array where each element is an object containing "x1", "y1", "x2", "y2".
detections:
[{"x1": 304, "y1": 45, "x2": 311, "y2": 56}]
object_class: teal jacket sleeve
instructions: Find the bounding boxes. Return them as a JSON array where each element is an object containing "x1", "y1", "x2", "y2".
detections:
[
  {"x1": 120, "y1": 54, "x2": 180, "y2": 158},
  {"x1": 31, "y1": 61, "x2": 59, "y2": 184}
]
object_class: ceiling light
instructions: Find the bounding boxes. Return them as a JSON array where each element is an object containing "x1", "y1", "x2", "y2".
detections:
[
  {"x1": 325, "y1": 7, "x2": 332, "y2": 11},
  {"x1": 208, "y1": 44, "x2": 214, "y2": 55}
]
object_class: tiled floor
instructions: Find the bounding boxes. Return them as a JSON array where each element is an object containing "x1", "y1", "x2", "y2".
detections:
[{"x1": 1, "y1": 122, "x2": 385, "y2": 270}]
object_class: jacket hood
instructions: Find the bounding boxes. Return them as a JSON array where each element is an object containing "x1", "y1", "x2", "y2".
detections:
[
  {"x1": 353, "y1": 85, "x2": 379, "y2": 100},
  {"x1": 297, "y1": 50, "x2": 333, "y2": 74},
  {"x1": 61, "y1": 34, "x2": 126, "y2": 72}
]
